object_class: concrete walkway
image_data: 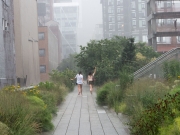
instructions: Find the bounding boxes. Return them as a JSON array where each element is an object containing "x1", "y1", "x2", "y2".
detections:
[{"x1": 42, "y1": 84, "x2": 130, "y2": 135}]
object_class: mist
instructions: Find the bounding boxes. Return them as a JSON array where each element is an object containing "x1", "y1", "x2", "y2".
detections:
[{"x1": 76, "y1": 0, "x2": 102, "y2": 51}]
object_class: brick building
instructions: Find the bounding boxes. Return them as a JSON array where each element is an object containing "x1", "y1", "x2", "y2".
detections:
[{"x1": 38, "y1": 26, "x2": 59, "y2": 82}]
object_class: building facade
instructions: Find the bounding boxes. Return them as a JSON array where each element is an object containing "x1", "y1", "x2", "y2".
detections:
[
  {"x1": 147, "y1": 0, "x2": 180, "y2": 52},
  {"x1": 100, "y1": 0, "x2": 148, "y2": 43},
  {"x1": 38, "y1": 26, "x2": 59, "y2": 82},
  {"x1": 37, "y1": 0, "x2": 54, "y2": 25},
  {"x1": 54, "y1": 2, "x2": 79, "y2": 59},
  {"x1": 0, "y1": 0, "x2": 16, "y2": 88},
  {"x1": 14, "y1": 0, "x2": 40, "y2": 86}
]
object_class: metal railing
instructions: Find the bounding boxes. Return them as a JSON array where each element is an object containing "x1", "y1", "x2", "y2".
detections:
[{"x1": 134, "y1": 47, "x2": 180, "y2": 79}]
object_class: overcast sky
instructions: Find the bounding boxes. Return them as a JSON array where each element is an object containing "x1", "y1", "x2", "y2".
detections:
[{"x1": 76, "y1": 0, "x2": 102, "y2": 51}]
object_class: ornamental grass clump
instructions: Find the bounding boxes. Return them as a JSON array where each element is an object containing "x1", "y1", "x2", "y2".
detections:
[{"x1": 0, "y1": 91, "x2": 40, "y2": 135}]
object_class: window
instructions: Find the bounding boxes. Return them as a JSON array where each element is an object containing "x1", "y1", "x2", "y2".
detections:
[
  {"x1": 117, "y1": 8, "x2": 120, "y2": 13},
  {"x1": 39, "y1": 49, "x2": 45, "y2": 57},
  {"x1": 177, "y1": 36, "x2": 180, "y2": 43},
  {"x1": 132, "y1": 20, "x2": 136, "y2": 26},
  {"x1": 139, "y1": 20, "x2": 146, "y2": 27},
  {"x1": 142, "y1": 20, "x2": 146, "y2": 26},
  {"x1": 40, "y1": 65, "x2": 46, "y2": 73},
  {"x1": 38, "y1": 32, "x2": 45, "y2": 40},
  {"x1": 108, "y1": 7, "x2": 114, "y2": 14},
  {"x1": 108, "y1": 0, "x2": 114, "y2": 5},
  {"x1": 109, "y1": 24, "x2": 115, "y2": 30},
  {"x1": 118, "y1": 24, "x2": 123, "y2": 29},
  {"x1": 117, "y1": 0, "x2": 123, "y2": 5},
  {"x1": 142, "y1": 3, "x2": 145, "y2": 9},
  {"x1": 142, "y1": 36, "x2": 148, "y2": 42},
  {"x1": 109, "y1": 16, "x2": 115, "y2": 22},
  {"x1": 132, "y1": 12, "x2": 136, "y2": 18},
  {"x1": 167, "y1": 2, "x2": 172, "y2": 7},
  {"x1": 132, "y1": 2, "x2": 135, "y2": 9},
  {"x1": 139, "y1": 11, "x2": 145, "y2": 18},
  {"x1": 2, "y1": 18, "x2": 8, "y2": 31}
]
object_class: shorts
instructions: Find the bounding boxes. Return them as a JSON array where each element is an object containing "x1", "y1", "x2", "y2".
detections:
[{"x1": 89, "y1": 81, "x2": 93, "y2": 85}]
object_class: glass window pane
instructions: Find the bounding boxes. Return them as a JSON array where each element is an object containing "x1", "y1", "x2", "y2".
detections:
[
  {"x1": 38, "y1": 32, "x2": 45, "y2": 40},
  {"x1": 40, "y1": 65, "x2": 46, "y2": 73},
  {"x1": 39, "y1": 49, "x2": 45, "y2": 57}
]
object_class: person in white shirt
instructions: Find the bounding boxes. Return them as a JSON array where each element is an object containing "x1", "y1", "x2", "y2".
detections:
[
  {"x1": 87, "y1": 67, "x2": 96, "y2": 94},
  {"x1": 72, "y1": 71, "x2": 84, "y2": 95}
]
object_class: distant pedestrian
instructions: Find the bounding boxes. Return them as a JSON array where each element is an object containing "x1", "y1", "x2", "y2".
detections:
[
  {"x1": 87, "y1": 67, "x2": 96, "y2": 94},
  {"x1": 71, "y1": 71, "x2": 84, "y2": 95},
  {"x1": 174, "y1": 19, "x2": 177, "y2": 30}
]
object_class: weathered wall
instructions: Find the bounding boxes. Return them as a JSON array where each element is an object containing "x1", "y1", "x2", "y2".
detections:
[
  {"x1": 0, "y1": 0, "x2": 16, "y2": 88},
  {"x1": 48, "y1": 28, "x2": 59, "y2": 72},
  {"x1": 14, "y1": 0, "x2": 40, "y2": 86},
  {"x1": 0, "y1": 1, "x2": 6, "y2": 79}
]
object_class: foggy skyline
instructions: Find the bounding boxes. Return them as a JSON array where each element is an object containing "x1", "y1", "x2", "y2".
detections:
[{"x1": 76, "y1": 0, "x2": 102, "y2": 52}]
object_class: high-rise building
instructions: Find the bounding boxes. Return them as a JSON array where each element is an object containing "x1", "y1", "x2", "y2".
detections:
[
  {"x1": 147, "y1": 0, "x2": 180, "y2": 52},
  {"x1": 100, "y1": 0, "x2": 148, "y2": 43},
  {"x1": 54, "y1": 2, "x2": 79, "y2": 59}
]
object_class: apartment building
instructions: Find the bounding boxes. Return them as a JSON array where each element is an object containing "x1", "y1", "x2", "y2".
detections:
[
  {"x1": 147, "y1": 0, "x2": 180, "y2": 52},
  {"x1": 54, "y1": 2, "x2": 79, "y2": 59},
  {"x1": 0, "y1": 0, "x2": 16, "y2": 88},
  {"x1": 14, "y1": 0, "x2": 40, "y2": 86},
  {"x1": 100, "y1": 0, "x2": 148, "y2": 42},
  {"x1": 37, "y1": 1, "x2": 62, "y2": 82},
  {"x1": 38, "y1": 26, "x2": 59, "y2": 82}
]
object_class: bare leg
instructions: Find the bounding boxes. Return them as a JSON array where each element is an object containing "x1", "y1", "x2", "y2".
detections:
[
  {"x1": 78, "y1": 84, "x2": 80, "y2": 95},
  {"x1": 80, "y1": 84, "x2": 82, "y2": 95},
  {"x1": 90, "y1": 84, "x2": 93, "y2": 94}
]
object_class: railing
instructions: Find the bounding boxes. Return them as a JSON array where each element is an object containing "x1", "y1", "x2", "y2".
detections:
[{"x1": 134, "y1": 47, "x2": 180, "y2": 79}]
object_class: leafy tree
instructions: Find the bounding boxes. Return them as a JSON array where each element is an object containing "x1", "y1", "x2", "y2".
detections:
[
  {"x1": 135, "y1": 42, "x2": 160, "y2": 60},
  {"x1": 120, "y1": 38, "x2": 136, "y2": 67},
  {"x1": 134, "y1": 42, "x2": 160, "y2": 70},
  {"x1": 75, "y1": 36, "x2": 130, "y2": 85}
]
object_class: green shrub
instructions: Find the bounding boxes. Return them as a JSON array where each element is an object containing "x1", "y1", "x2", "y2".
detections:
[
  {"x1": 0, "y1": 91, "x2": 40, "y2": 135},
  {"x1": 39, "y1": 81, "x2": 54, "y2": 91},
  {"x1": 118, "y1": 102, "x2": 126, "y2": 113},
  {"x1": 158, "y1": 117, "x2": 180, "y2": 135},
  {"x1": 0, "y1": 121, "x2": 11, "y2": 135},
  {"x1": 27, "y1": 96, "x2": 53, "y2": 132},
  {"x1": 130, "y1": 92, "x2": 180, "y2": 135},
  {"x1": 49, "y1": 69, "x2": 75, "y2": 91},
  {"x1": 96, "y1": 82, "x2": 115, "y2": 106},
  {"x1": 163, "y1": 60, "x2": 180, "y2": 82}
]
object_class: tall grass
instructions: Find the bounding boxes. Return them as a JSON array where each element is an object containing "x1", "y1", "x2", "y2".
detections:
[
  {"x1": 123, "y1": 78, "x2": 170, "y2": 116},
  {"x1": 0, "y1": 91, "x2": 40, "y2": 135}
]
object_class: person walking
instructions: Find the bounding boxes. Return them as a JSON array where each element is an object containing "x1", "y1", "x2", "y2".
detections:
[
  {"x1": 87, "y1": 67, "x2": 96, "y2": 94},
  {"x1": 72, "y1": 71, "x2": 84, "y2": 95}
]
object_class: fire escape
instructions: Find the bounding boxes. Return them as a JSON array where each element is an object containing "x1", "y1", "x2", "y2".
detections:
[{"x1": 147, "y1": 0, "x2": 180, "y2": 52}]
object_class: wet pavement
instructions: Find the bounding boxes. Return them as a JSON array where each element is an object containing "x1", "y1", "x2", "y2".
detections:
[{"x1": 42, "y1": 84, "x2": 130, "y2": 135}]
